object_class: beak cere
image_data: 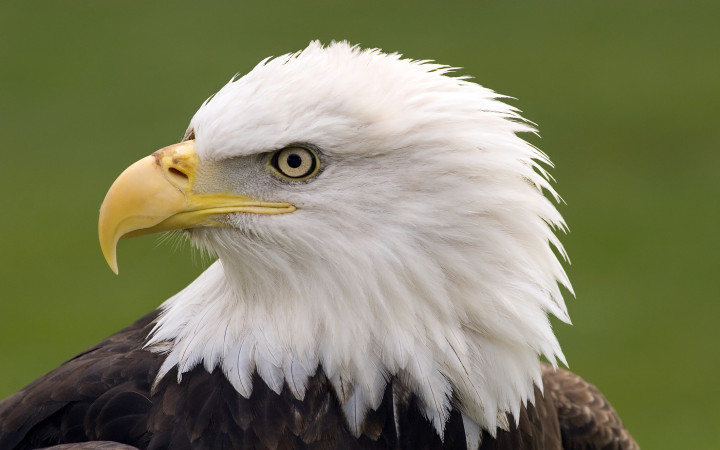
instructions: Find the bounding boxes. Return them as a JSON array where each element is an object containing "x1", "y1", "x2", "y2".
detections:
[{"x1": 98, "y1": 140, "x2": 295, "y2": 274}]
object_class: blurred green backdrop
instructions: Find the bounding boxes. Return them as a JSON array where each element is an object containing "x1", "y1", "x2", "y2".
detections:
[{"x1": 1, "y1": 1, "x2": 718, "y2": 448}]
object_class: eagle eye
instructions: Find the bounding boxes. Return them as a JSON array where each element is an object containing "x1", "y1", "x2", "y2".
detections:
[{"x1": 270, "y1": 147, "x2": 319, "y2": 180}]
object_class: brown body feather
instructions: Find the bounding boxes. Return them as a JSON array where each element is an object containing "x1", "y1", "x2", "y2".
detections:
[{"x1": 0, "y1": 312, "x2": 637, "y2": 449}]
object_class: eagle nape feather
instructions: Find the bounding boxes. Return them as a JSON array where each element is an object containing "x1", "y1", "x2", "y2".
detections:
[{"x1": 0, "y1": 41, "x2": 638, "y2": 450}]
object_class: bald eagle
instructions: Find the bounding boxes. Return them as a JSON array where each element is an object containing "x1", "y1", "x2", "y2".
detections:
[{"x1": 0, "y1": 42, "x2": 637, "y2": 450}]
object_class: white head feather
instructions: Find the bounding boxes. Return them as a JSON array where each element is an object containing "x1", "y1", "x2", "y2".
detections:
[{"x1": 146, "y1": 41, "x2": 572, "y2": 439}]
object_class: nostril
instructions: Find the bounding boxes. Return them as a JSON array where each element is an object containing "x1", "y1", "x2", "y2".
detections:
[{"x1": 168, "y1": 167, "x2": 189, "y2": 182}]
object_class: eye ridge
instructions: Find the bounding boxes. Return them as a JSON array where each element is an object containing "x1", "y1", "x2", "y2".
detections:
[{"x1": 271, "y1": 146, "x2": 319, "y2": 180}]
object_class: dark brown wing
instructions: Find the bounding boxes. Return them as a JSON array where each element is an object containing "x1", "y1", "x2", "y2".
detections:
[
  {"x1": 1, "y1": 322, "x2": 636, "y2": 450},
  {"x1": 147, "y1": 365, "x2": 566, "y2": 450},
  {"x1": 147, "y1": 365, "x2": 472, "y2": 449},
  {"x1": 0, "y1": 311, "x2": 162, "y2": 450},
  {"x1": 541, "y1": 364, "x2": 639, "y2": 450},
  {"x1": 476, "y1": 383, "x2": 562, "y2": 450},
  {"x1": 0, "y1": 315, "x2": 475, "y2": 450},
  {"x1": 42, "y1": 442, "x2": 139, "y2": 449}
]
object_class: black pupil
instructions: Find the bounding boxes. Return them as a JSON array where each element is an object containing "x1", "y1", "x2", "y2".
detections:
[{"x1": 286, "y1": 153, "x2": 302, "y2": 168}]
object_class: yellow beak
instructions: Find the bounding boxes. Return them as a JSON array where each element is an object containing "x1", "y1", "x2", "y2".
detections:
[{"x1": 98, "y1": 140, "x2": 295, "y2": 274}]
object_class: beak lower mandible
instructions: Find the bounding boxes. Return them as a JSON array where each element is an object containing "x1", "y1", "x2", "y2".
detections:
[{"x1": 98, "y1": 140, "x2": 295, "y2": 274}]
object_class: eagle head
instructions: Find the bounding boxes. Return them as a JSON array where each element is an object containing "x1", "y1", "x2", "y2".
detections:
[{"x1": 98, "y1": 41, "x2": 571, "y2": 438}]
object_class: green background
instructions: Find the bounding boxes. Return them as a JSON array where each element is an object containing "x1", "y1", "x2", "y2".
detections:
[{"x1": 1, "y1": 2, "x2": 718, "y2": 448}]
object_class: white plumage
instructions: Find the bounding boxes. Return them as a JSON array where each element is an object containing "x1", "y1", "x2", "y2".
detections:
[{"x1": 145, "y1": 41, "x2": 572, "y2": 442}]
